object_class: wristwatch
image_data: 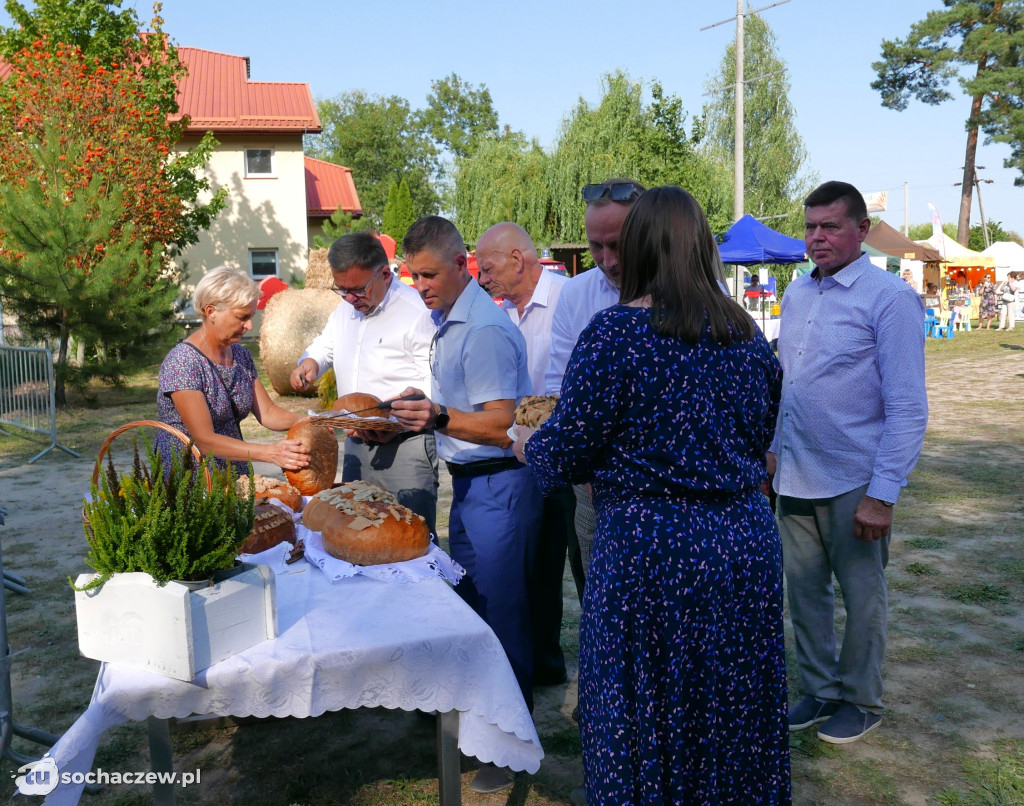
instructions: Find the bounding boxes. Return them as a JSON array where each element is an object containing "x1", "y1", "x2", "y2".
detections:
[
  {"x1": 434, "y1": 404, "x2": 450, "y2": 430},
  {"x1": 880, "y1": 499, "x2": 894, "y2": 508}
]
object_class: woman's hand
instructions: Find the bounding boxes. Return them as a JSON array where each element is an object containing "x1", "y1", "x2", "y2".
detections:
[
  {"x1": 263, "y1": 438, "x2": 310, "y2": 471},
  {"x1": 511, "y1": 425, "x2": 536, "y2": 464}
]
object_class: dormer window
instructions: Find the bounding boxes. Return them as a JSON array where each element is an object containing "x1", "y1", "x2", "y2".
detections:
[{"x1": 245, "y1": 148, "x2": 274, "y2": 178}]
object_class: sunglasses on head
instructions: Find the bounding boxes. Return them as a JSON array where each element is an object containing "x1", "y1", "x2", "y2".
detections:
[{"x1": 581, "y1": 182, "x2": 643, "y2": 203}]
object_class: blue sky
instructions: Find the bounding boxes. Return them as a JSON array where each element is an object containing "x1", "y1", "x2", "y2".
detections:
[{"x1": 6, "y1": 0, "x2": 1022, "y2": 239}]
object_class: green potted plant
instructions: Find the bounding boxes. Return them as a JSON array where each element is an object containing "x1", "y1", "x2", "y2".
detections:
[
  {"x1": 74, "y1": 431, "x2": 255, "y2": 591},
  {"x1": 72, "y1": 422, "x2": 276, "y2": 681}
]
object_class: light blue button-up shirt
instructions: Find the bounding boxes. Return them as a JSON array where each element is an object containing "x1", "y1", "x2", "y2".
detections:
[
  {"x1": 431, "y1": 279, "x2": 532, "y2": 464},
  {"x1": 771, "y1": 252, "x2": 928, "y2": 503}
]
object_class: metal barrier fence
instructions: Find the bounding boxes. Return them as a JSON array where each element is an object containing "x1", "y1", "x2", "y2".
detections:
[{"x1": 0, "y1": 346, "x2": 80, "y2": 463}]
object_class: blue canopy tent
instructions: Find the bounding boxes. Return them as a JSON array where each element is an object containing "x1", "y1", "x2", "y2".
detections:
[{"x1": 717, "y1": 214, "x2": 805, "y2": 265}]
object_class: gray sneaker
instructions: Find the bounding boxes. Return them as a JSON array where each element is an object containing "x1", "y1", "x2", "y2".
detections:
[
  {"x1": 788, "y1": 695, "x2": 840, "y2": 731},
  {"x1": 816, "y1": 703, "x2": 882, "y2": 744}
]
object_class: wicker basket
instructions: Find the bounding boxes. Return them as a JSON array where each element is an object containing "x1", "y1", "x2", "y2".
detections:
[{"x1": 90, "y1": 420, "x2": 212, "y2": 491}]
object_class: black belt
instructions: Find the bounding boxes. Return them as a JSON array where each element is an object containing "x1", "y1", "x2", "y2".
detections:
[
  {"x1": 350, "y1": 431, "x2": 422, "y2": 447},
  {"x1": 445, "y1": 457, "x2": 522, "y2": 479}
]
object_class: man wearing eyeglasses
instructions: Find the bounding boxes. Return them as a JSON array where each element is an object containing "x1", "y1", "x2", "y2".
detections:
[
  {"x1": 290, "y1": 231, "x2": 438, "y2": 532},
  {"x1": 543, "y1": 178, "x2": 645, "y2": 602},
  {"x1": 391, "y1": 216, "x2": 543, "y2": 794}
]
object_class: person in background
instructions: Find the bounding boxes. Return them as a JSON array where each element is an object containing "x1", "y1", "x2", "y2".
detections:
[
  {"x1": 290, "y1": 232, "x2": 438, "y2": 532},
  {"x1": 544, "y1": 178, "x2": 645, "y2": 603},
  {"x1": 772, "y1": 181, "x2": 927, "y2": 744},
  {"x1": 519, "y1": 186, "x2": 789, "y2": 805},
  {"x1": 978, "y1": 276, "x2": 998, "y2": 329},
  {"x1": 390, "y1": 216, "x2": 541, "y2": 795},
  {"x1": 476, "y1": 222, "x2": 573, "y2": 688},
  {"x1": 997, "y1": 272, "x2": 1020, "y2": 330},
  {"x1": 157, "y1": 266, "x2": 309, "y2": 475}
]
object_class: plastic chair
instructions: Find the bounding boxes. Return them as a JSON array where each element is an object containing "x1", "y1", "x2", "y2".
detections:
[{"x1": 931, "y1": 312, "x2": 955, "y2": 339}]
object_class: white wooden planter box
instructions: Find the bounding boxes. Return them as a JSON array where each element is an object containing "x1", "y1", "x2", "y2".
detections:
[{"x1": 74, "y1": 563, "x2": 277, "y2": 681}]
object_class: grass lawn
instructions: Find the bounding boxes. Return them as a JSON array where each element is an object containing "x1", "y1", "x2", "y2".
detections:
[{"x1": 0, "y1": 325, "x2": 1022, "y2": 805}]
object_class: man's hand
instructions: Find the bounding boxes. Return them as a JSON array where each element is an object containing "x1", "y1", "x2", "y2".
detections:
[
  {"x1": 510, "y1": 424, "x2": 536, "y2": 464},
  {"x1": 854, "y1": 496, "x2": 893, "y2": 542},
  {"x1": 290, "y1": 359, "x2": 319, "y2": 392},
  {"x1": 762, "y1": 451, "x2": 778, "y2": 498},
  {"x1": 389, "y1": 387, "x2": 435, "y2": 431}
]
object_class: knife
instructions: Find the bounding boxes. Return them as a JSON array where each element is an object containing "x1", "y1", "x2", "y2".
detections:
[{"x1": 341, "y1": 393, "x2": 426, "y2": 417}]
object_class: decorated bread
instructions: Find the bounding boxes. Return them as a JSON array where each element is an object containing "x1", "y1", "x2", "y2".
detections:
[
  {"x1": 332, "y1": 392, "x2": 386, "y2": 417},
  {"x1": 238, "y1": 502, "x2": 296, "y2": 554},
  {"x1": 514, "y1": 395, "x2": 559, "y2": 428},
  {"x1": 237, "y1": 474, "x2": 304, "y2": 513},
  {"x1": 284, "y1": 419, "x2": 338, "y2": 495},
  {"x1": 302, "y1": 480, "x2": 430, "y2": 566}
]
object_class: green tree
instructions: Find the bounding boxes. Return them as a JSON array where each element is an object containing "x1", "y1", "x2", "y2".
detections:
[
  {"x1": 0, "y1": 132, "x2": 177, "y2": 405},
  {"x1": 907, "y1": 221, "x2": 959, "y2": 241},
  {"x1": 546, "y1": 71, "x2": 716, "y2": 243},
  {"x1": 968, "y1": 219, "x2": 1022, "y2": 249},
  {"x1": 453, "y1": 130, "x2": 551, "y2": 243},
  {"x1": 872, "y1": 0, "x2": 1024, "y2": 246},
  {"x1": 310, "y1": 210, "x2": 373, "y2": 250},
  {"x1": 701, "y1": 11, "x2": 811, "y2": 236},
  {"x1": 306, "y1": 90, "x2": 440, "y2": 228},
  {"x1": 381, "y1": 177, "x2": 416, "y2": 245},
  {"x1": 418, "y1": 72, "x2": 499, "y2": 160}
]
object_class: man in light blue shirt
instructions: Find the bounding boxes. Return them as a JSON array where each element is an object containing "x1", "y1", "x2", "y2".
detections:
[
  {"x1": 392, "y1": 216, "x2": 542, "y2": 794},
  {"x1": 770, "y1": 181, "x2": 928, "y2": 745}
]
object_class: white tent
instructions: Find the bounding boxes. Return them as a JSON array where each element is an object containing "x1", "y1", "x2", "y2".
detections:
[{"x1": 981, "y1": 241, "x2": 1024, "y2": 281}]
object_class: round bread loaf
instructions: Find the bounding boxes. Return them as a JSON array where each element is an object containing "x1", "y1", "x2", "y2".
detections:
[
  {"x1": 332, "y1": 391, "x2": 385, "y2": 417},
  {"x1": 514, "y1": 395, "x2": 559, "y2": 428},
  {"x1": 237, "y1": 474, "x2": 304, "y2": 513},
  {"x1": 239, "y1": 503, "x2": 296, "y2": 554},
  {"x1": 284, "y1": 419, "x2": 338, "y2": 495},
  {"x1": 302, "y1": 481, "x2": 430, "y2": 566}
]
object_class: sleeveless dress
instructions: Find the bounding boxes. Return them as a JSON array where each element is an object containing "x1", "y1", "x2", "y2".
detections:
[
  {"x1": 526, "y1": 306, "x2": 790, "y2": 805},
  {"x1": 156, "y1": 341, "x2": 259, "y2": 475}
]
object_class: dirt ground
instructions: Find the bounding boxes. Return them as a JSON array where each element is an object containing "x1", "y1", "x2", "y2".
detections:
[{"x1": 1, "y1": 327, "x2": 1023, "y2": 804}]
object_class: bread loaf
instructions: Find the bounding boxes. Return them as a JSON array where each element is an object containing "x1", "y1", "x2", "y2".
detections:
[
  {"x1": 514, "y1": 395, "x2": 559, "y2": 428},
  {"x1": 284, "y1": 419, "x2": 338, "y2": 495},
  {"x1": 239, "y1": 503, "x2": 296, "y2": 554},
  {"x1": 302, "y1": 480, "x2": 430, "y2": 566},
  {"x1": 332, "y1": 391, "x2": 385, "y2": 417},
  {"x1": 237, "y1": 474, "x2": 304, "y2": 512}
]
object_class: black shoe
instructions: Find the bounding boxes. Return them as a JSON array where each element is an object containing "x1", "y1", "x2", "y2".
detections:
[
  {"x1": 470, "y1": 763, "x2": 513, "y2": 793},
  {"x1": 788, "y1": 695, "x2": 840, "y2": 731}
]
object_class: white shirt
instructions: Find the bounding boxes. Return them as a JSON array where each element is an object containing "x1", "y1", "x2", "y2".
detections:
[
  {"x1": 298, "y1": 278, "x2": 433, "y2": 400},
  {"x1": 544, "y1": 267, "x2": 619, "y2": 395},
  {"x1": 499, "y1": 268, "x2": 569, "y2": 395}
]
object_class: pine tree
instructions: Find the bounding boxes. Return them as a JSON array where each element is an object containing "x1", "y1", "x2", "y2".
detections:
[{"x1": 872, "y1": 0, "x2": 1024, "y2": 245}]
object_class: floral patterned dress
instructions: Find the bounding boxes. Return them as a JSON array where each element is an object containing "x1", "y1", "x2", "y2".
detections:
[
  {"x1": 156, "y1": 341, "x2": 258, "y2": 475},
  {"x1": 979, "y1": 282, "x2": 998, "y2": 320},
  {"x1": 526, "y1": 306, "x2": 789, "y2": 805}
]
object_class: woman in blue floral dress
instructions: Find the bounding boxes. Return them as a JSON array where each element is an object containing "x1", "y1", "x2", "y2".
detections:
[{"x1": 519, "y1": 187, "x2": 789, "y2": 804}]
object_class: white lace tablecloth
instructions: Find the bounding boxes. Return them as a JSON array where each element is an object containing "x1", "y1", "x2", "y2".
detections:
[{"x1": 39, "y1": 562, "x2": 543, "y2": 805}]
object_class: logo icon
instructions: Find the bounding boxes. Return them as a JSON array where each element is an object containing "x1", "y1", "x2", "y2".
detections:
[{"x1": 13, "y1": 755, "x2": 60, "y2": 795}]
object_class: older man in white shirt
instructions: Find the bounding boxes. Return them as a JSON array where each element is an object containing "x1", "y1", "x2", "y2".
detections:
[
  {"x1": 290, "y1": 232, "x2": 439, "y2": 533},
  {"x1": 476, "y1": 222, "x2": 572, "y2": 687},
  {"x1": 544, "y1": 179, "x2": 645, "y2": 600}
]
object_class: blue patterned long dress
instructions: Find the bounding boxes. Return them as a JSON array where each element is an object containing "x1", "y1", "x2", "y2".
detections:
[{"x1": 525, "y1": 306, "x2": 790, "y2": 805}]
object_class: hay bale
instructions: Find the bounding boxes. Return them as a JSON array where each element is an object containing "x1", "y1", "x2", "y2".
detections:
[
  {"x1": 259, "y1": 287, "x2": 340, "y2": 397},
  {"x1": 305, "y1": 248, "x2": 333, "y2": 289}
]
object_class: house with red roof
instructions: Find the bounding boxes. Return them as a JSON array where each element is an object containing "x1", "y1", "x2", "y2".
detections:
[{"x1": 172, "y1": 47, "x2": 361, "y2": 290}]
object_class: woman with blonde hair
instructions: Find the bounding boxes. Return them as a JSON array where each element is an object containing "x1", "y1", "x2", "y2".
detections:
[
  {"x1": 157, "y1": 266, "x2": 310, "y2": 474},
  {"x1": 516, "y1": 186, "x2": 789, "y2": 804}
]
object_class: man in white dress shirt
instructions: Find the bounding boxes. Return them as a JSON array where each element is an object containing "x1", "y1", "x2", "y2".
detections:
[
  {"x1": 544, "y1": 178, "x2": 645, "y2": 599},
  {"x1": 476, "y1": 222, "x2": 572, "y2": 687},
  {"x1": 290, "y1": 232, "x2": 439, "y2": 532}
]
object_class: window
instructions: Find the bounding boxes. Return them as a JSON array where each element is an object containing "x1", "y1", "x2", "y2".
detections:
[
  {"x1": 244, "y1": 148, "x2": 274, "y2": 177},
  {"x1": 249, "y1": 249, "x2": 279, "y2": 277}
]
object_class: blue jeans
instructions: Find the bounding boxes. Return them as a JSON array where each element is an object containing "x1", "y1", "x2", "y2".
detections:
[
  {"x1": 778, "y1": 485, "x2": 889, "y2": 714},
  {"x1": 449, "y1": 463, "x2": 543, "y2": 711}
]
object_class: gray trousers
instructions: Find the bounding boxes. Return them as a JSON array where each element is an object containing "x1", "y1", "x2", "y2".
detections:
[
  {"x1": 778, "y1": 484, "x2": 889, "y2": 714},
  {"x1": 343, "y1": 433, "x2": 439, "y2": 536},
  {"x1": 571, "y1": 484, "x2": 597, "y2": 590}
]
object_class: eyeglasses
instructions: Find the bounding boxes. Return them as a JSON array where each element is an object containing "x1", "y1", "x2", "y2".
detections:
[
  {"x1": 331, "y1": 266, "x2": 387, "y2": 298},
  {"x1": 581, "y1": 182, "x2": 644, "y2": 203}
]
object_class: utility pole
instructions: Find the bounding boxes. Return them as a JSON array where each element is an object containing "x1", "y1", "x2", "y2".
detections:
[{"x1": 701, "y1": 0, "x2": 792, "y2": 301}]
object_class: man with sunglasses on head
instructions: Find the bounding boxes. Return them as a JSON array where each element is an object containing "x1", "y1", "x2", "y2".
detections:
[
  {"x1": 544, "y1": 178, "x2": 645, "y2": 600},
  {"x1": 290, "y1": 231, "x2": 439, "y2": 532}
]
